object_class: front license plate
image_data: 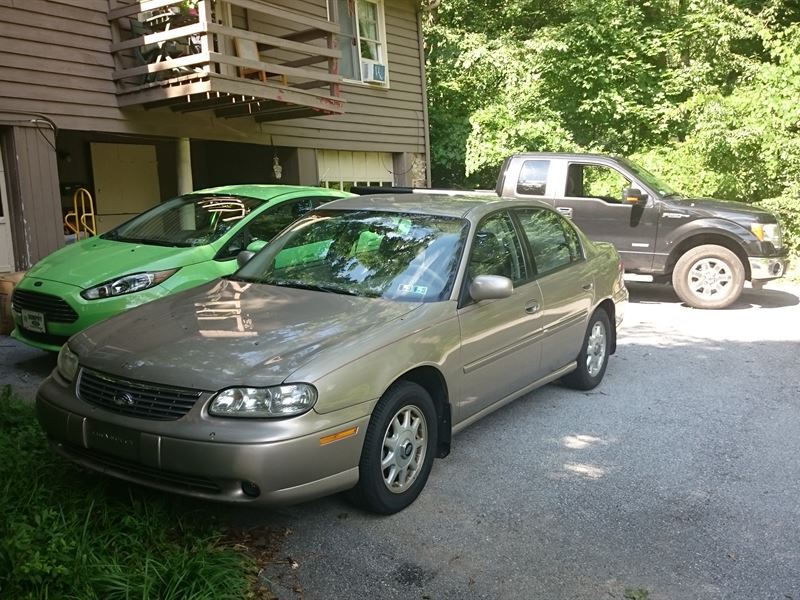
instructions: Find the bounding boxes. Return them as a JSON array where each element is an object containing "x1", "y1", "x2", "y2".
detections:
[
  {"x1": 86, "y1": 421, "x2": 139, "y2": 461},
  {"x1": 21, "y1": 309, "x2": 46, "y2": 333}
]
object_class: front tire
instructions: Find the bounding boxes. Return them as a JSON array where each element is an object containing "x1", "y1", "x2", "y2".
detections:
[
  {"x1": 562, "y1": 309, "x2": 611, "y2": 390},
  {"x1": 350, "y1": 381, "x2": 437, "y2": 514},
  {"x1": 672, "y1": 244, "x2": 745, "y2": 309}
]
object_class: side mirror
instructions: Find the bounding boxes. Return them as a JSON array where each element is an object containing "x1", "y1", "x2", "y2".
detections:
[
  {"x1": 469, "y1": 275, "x2": 513, "y2": 302},
  {"x1": 622, "y1": 188, "x2": 647, "y2": 206},
  {"x1": 246, "y1": 240, "x2": 268, "y2": 253},
  {"x1": 236, "y1": 250, "x2": 255, "y2": 268}
]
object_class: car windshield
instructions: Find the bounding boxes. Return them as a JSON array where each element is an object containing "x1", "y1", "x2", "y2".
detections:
[
  {"x1": 235, "y1": 209, "x2": 469, "y2": 301},
  {"x1": 102, "y1": 195, "x2": 262, "y2": 247},
  {"x1": 618, "y1": 158, "x2": 681, "y2": 198}
]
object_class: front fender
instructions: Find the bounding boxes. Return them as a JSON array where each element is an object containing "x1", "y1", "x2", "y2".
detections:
[{"x1": 661, "y1": 217, "x2": 769, "y2": 257}]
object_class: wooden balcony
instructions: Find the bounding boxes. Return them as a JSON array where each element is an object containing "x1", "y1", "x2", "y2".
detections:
[{"x1": 108, "y1": 0, "x2": 344, "y2": 122}]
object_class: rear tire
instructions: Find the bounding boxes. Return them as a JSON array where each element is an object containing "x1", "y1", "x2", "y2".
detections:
[
  {"x1": 562, "y1": 309, "x2": 611, "y2": 391},
  {"x1": 350, "y1": 381, "x2": 437, "y2": 514},
  {"x1": 672, "y1": 244, "x2": 745, "y2": 309}
]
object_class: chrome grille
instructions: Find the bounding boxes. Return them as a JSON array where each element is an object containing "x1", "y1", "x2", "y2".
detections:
[
  {"x1": 12, "y1": 289, "x2": 79, "y2": 323},
  {"x1": 78, "y1": 369, "x2": 202, "y2": 420}
]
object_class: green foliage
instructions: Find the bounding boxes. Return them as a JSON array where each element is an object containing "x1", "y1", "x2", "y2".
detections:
[{"x1": 0, "y1": 388, "x2": 253, "y2": 600}]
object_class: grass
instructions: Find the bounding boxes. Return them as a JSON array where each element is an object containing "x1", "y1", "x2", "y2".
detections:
[{"x1": 0, "y1": 385, "x2": 257, "y2": 600}]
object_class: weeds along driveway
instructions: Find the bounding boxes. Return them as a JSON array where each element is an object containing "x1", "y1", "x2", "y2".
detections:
[{"x1": 2, "y1": 282, "x2": 799, "y2": 599}]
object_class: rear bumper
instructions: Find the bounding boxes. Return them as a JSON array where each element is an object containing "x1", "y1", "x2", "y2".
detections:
[{"x1": 749, "y1": 256, "x2": 787, "y2": 281}]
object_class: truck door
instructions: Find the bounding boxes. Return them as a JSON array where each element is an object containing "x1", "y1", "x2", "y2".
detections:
[{"x1": 552, "y1": 161, "x2": 659, "y2": 273}]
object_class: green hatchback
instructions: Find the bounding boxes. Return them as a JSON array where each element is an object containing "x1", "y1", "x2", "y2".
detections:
[{"x1": 11, "y1": 184, "x2": 350, "y2": 351}]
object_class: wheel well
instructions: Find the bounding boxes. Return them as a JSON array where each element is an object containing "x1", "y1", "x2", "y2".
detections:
[
  {"x1": 667, "y1": 235, "x2": 751, "y2": 280},
  {"x1": 595, "y1": 299, "x2": 616, "y2": 354},
  {"x1": 398, "y1": 366, "x2": 451, "y2": 458}
]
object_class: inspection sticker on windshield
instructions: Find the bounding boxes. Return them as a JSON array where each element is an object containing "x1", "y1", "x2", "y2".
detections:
[{"x1": 398, "y1": 284, "x2": 428, "y2": 296}]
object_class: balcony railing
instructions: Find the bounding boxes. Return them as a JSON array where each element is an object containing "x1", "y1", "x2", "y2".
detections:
[{"x1": 108, "y1": 0, "x2": 344, "y2": 121}]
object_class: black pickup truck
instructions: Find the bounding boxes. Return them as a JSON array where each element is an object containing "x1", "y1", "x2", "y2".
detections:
[
  {"x1": 494, "y1": 153, "x2": 787, "y2": 308},
  {"x1": 357, "y1": 153, "x2": 788, "y2": 309}
]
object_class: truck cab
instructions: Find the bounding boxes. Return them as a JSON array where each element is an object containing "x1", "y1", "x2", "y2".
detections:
[{"x1": 496, "y1": 153, "x2": 787, "y2": 309}]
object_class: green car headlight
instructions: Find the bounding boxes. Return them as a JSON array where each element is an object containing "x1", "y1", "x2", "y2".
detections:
[
  {"x1": 56, "y1": 344, "x2": 79, "y2": 382},
  {"x1": 209, "y1": 384, "x2": 318, "y2": 418},
  {"x1": 81, "y1": 269, "x2": 178, "y2": 300}
]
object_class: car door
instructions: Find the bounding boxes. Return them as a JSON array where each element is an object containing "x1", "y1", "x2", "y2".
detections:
[
  {"x1": 552, "y1": 161, "x2": 659, "y2": 272},
  {"x1": 456, "y1": 210, "x2": 544, "y2": 421},
  {"x1": 514, "y1": 207, "x2": 594, "y2": 375}
]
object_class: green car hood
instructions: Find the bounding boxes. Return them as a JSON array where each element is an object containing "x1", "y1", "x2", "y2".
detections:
[{"x1": 26, "y1": 237, "x2": 215, "y2": 288}]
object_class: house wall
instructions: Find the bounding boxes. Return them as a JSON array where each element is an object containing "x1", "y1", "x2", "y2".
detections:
[{"x1": 0, "y1": 0, "x2": 427, "y2": 155}]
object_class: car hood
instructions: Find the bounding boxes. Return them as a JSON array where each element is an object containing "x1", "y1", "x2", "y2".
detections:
[
  {"x1": 668, "y1": 197, "x2": 777, "y2": 224},
  {"x1": 70, "y1": 279, "x2": 422, "y2": 390},
  {"x1": 26, "y1": 238, "x2": 213, "y2": 288}
]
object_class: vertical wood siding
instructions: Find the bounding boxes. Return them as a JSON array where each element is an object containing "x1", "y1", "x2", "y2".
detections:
[
  {"x1": 6, "y1": 126, "x2": 63, "y2": 266},
  {"x1": 0, "y1": 0, "x2": 427, "y2": 154}
]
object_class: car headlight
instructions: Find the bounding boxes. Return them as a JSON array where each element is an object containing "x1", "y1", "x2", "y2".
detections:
[
  {"x1": 751, "y1": 223, "x2": 783, "y2": 249},
  {"x1": 80, "y1": 269, "x2": 179, "y2": 300},
  {"x1": 57, "y1": 344, "x2": 79, "y2": 382},
  {"x1": 209, "y1": 384, "x2": 318, "y2": 418}
]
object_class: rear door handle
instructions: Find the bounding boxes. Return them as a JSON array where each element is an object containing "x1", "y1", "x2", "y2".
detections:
[
  {"x1": 525, "y1": 300, "x2": 540, "y2": 314},
  {"x1": 556, "y1": 206, "x2": 573, "y2": 218},
  {"x1": 582, "y1": 282, "x2": 593, "y2": 291}
]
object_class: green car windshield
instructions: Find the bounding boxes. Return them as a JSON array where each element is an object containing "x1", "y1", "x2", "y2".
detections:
[
  {"x1": 235, "y1": 209, "x2": 469, "y2": 301},
  {"x1": 102, "y1": 195, "x2": 262, "y2": 247}
]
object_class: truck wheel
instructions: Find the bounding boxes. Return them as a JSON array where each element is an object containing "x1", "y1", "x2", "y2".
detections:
[
  {"x1": 562, "y1": 309, "x2": 611, "y2": 390},
  {"x1": 672, "y1": 244, "x2": 745, "y2": 309}
]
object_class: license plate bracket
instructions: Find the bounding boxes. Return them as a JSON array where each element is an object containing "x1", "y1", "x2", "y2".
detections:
[{"x1": 21, "y1": 309, "x2": 46, "y2": 333}]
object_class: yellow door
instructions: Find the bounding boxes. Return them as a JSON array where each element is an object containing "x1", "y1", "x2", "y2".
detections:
[{"x1": 90, "y1": 143, "x2": 161, "y2": 233}]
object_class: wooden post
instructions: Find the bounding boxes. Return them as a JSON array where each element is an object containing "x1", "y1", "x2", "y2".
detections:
[
  {"x1": 177, "y1": 137, "x2": 193, "y2": 194},
  {"x1": 327, "y1": 0, "x2": 341, "y2": 99}
]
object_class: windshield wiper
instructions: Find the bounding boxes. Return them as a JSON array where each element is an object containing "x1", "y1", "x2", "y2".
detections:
[{"x1": 268, "y1": 280, "x2": 361, "y2": 296}]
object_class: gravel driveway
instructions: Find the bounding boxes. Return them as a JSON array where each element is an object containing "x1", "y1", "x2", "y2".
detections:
[{"x1": 3, "y1": 281, "x2": 799, "y2": 599}]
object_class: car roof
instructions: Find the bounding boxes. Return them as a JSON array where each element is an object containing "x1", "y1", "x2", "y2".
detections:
[
  {"x1": 318, "y1": 192, "x2": 554, "y2": 220},
  {"x1": 187, "y1": 184, "x2": 349, "y2": 203}
]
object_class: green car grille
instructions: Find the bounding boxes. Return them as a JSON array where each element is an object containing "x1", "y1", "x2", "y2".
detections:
[{"x1": 12, "y1": 289, "x2": 79, "y2": 323}]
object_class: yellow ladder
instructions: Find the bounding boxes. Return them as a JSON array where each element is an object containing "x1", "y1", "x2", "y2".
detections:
[{"x1": 64, "y1": 187, "x2": 97, "y2": 240}]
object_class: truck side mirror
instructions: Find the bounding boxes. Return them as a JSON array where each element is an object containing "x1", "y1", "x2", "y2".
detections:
[{"x1": 623, "y1": 188, "x2": 647, "y2": 206}]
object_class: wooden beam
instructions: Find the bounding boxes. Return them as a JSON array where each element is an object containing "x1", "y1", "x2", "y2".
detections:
[
  {"x1": 208, "y1": 51, "x2": 340, "y2": 84},
  {"x1": 111, "y1": 22, "x2": 206, "y2": 52},
  {"x1": 108, "y1": 0, "x2": 181, "y2": 21},
  {"x1": 208, "y1": 23, "x2": 338, "y2": 58},
  {"x1": 281, "y1": 55, "x2": 328, "y2": 69}
]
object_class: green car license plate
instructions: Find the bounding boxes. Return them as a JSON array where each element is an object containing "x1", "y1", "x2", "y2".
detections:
[{"x1": 21, "y1": 309, "x2": 46, "y2": 333}]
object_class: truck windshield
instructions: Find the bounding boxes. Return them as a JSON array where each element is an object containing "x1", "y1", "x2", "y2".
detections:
[{"x1": 618, "y1": 158, "x2": 681, "y2": 198}]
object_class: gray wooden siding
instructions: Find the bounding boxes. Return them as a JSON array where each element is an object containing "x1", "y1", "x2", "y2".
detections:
[
  {"x1": 5, "y1": 126, "x2": 63, "y2": 267},
  {"x1": 0, "y1": 0, "x2": 427, "y2": 154}
]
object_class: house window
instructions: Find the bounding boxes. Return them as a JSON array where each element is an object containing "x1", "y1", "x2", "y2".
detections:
[{"x1": 337, "y1": 0, "x2": 388, "y2": 84}]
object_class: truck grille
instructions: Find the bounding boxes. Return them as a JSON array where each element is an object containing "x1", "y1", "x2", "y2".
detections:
[
  {"x1": 78, "y1": 369, "x2": 202, "y2": 421},
  {"x1": 11, "y1": 289, "x2": 79, "y2": 323}
]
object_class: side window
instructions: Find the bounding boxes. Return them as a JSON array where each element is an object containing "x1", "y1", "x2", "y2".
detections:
[
  {"x1": 468, "y1": 212, "x2": 526, "y2": 283},
  {"x1": 516, "y1": 208, "x2": 582, "y2": 275},
  {"x1": 566, "y1": 164, "x2": 631, "y2": 203},
  {"x1": 516, "y1": 160, "x2": 550, "y2": 196}
]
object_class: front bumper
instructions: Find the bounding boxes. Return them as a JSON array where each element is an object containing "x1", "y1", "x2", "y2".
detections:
[
  {"x1": 748, "y1": 256, "x2": 787, "y2": 281},
  {"x1": 36, "y1": 375, "x2": 371, "y2": 506}
]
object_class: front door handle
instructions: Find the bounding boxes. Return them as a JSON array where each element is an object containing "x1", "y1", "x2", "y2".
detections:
[
  {"x1": 582, "y1": 282, "x2": 593, "y2": 292},
  {"x1": 556, "y1": 206, "x2": 573, "y2": 218},
  {"x1": 525, "y1": 300, "x2": 540, "y2": 314}
]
